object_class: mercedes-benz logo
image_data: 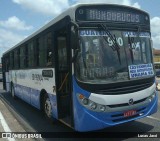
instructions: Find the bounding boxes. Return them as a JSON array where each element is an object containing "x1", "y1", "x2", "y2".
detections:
[{"x1": 129, "y1": 98, "x2": 134, "y2": 105}]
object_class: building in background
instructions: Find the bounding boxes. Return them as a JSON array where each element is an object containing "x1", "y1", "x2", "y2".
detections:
[{"x1": 153, "y1": 49, "x2": 160, "y2": 62}]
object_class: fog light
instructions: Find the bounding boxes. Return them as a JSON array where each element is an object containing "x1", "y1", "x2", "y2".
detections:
[
  {"x1": 99, "y1": 105, "x2": 106, "y2": 112},
  {"x1": 82, "y1": 98, "x2": 89, "y2": 105},
  {"x1": 91, "y1": 102, "x2": 97, "y2": 110}
]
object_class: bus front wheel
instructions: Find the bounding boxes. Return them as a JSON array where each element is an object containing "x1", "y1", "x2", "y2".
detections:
[{"x1": 43, "y1": 95, "x2": 52, "y2": 119}]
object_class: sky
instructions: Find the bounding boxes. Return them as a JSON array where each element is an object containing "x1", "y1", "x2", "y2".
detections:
[{"x1": 0, "y1": 0, "x2": 160, "y2": 62}]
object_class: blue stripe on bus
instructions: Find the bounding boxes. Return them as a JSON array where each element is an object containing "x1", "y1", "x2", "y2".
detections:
[
  {"x1": 14, "y1": 84, "x2": 58, "y2": 119},
  {"x1": 72, "y1": 76, "x2": 158, "y2": 131}
]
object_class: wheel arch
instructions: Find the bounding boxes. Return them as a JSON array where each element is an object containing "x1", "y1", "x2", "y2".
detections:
[{"x1": 40, "y1": 89, "x2": 48, "y2": 111}]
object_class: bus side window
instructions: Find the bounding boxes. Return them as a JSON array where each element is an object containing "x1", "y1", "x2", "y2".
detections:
[
  {"x1": 38, "y1": 36, "x2": 46, "y2": 67},
  {"x1": 45, "y1": 32, "x2": 53, "y2": 67},
  {"x1": 34, "y1": 39, "x2": 39, "y2": 67},
  {"x1": 20, "y1": 46, "x2": 25, "y2": 68},
  {"x1": 25, "y1": 45, "x2": 29, "y2": 68},
  {"x1": 5, "y1": 56, "x2": 9, "y2": 72},
  {"x1": 14, "y1": 49, "x2": 20, "y2": 69},
  {"x1": 28, "y1": 42, "x2": 34, "y2": 67},
  {"x1": 9, "y1": 52, "x2": 14, "y2": 69}
]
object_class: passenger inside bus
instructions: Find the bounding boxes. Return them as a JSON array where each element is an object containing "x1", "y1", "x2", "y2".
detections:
[{"x1": 47, "y1": 52, "x2": 52, "y2": 66}]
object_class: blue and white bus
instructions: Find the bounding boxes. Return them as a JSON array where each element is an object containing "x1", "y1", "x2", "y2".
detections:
[{"x1": 2, "y1": 4, "x2": 158, "y2": 131}]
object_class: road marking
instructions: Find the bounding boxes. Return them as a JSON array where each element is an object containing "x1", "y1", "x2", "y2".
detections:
[
  {"x1": 147, "y1": 116, "x2": 160, "y2": 122},
  {"x1": 0, "y1": 112, "x2": 15, "y2": 141}
]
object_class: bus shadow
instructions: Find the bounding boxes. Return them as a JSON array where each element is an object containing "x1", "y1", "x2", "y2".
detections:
[{"x1": 0, "y1": 91, "x2": 154, "y2": 141}]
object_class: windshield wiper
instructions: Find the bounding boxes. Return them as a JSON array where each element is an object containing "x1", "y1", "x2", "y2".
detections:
[
  {"x1": 128, "y1": 35, "x2": 134, "y2": 63},
  {"x1": 127, "y1": 26, "x2": 141, "y2": 64},
  {"x1": 98, "y1": 24, "x2": 121, "y2": 64}
]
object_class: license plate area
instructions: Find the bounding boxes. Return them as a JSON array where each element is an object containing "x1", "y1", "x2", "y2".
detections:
[{"x1": 124, "y1": 110, "x2": 136, "y2": 117}]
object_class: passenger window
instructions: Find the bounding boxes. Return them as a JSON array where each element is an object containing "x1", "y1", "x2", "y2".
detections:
[
  {"x1": 20, "y1": 45, "x2": 28, "y2": 68},
  {"x1": 38, "y1": 36, "x2": 46, "y2": 67},
  {"x1": 14, "y1": 49, "x2": 20, "y2": 69},
  {"x1": 9, "y1": 52, "x2": 14, "y2": 69},
  {"x1": 20, "y1": 47, "x2": 25, "y2": 68},
  {"x1": 28, "y1": 42, "x2": 34, "y2": 67},
  {"x1": 46, "y1": 33, "x2": 53, "y2": 67}
]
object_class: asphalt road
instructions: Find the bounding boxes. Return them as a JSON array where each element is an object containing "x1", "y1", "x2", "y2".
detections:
[{"x1": 0, "y1": 82, "x2": 160, "y2": 141}]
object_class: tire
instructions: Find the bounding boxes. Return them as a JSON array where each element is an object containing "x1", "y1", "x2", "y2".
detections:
[{"x1": 43, "y1": 94, "x2": 52, "y2": 119}]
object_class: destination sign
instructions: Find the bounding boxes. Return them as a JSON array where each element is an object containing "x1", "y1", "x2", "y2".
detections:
[
  {"x1": 86, "y1": 10, "x2": 140, "y2": 23},
  {"x1": 76, "y1": 6, "x2": 149, "y2": 24}
]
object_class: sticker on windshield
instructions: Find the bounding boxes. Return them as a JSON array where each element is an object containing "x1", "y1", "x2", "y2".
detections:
[
  {"x1": 123, "y1": 32, "x2": 150, "y2": 37},
  {"x1": 80, "y1": 30, "x2": 108, "y2": 36},
  {"x1": 128, "y1": 63, "x2": 154, "y2": 79},
  {"x1": 79, "y1": 29, "x2": 124, "y2": 47}
]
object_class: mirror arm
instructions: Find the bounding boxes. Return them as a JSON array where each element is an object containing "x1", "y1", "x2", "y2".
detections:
[{"x1": 70, "y1": 21, "x2": 79, "y2": 29}]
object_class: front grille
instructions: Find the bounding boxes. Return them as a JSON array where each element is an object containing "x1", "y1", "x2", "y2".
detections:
[
  {"x1": 95, "y1": 82, "x2": 153, "y2": 95},
  {"x1": 108, "y1": 98, "x2": 147, "y2": 108}
]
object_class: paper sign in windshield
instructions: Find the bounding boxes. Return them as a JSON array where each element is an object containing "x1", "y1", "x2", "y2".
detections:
[{"x1": 129, "y1": 63, "x2": 154, "y2": 79}]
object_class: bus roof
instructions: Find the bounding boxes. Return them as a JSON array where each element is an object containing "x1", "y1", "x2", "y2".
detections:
[{"x1": 2, "y1": 3, "x2": 149, "y2": 56}]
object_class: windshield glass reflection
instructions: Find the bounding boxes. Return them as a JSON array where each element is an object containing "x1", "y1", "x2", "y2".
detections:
[{"x1": 75, "y1": 29, "x2": 153, "y2": 84}]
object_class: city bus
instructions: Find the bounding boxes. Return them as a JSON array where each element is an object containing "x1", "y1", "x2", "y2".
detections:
[
  {"x1": 2, "y1": 3, "x2": 158, "y2": 131},
  {"x1": 154, "y1": 62, "x2": 160, "y2": 77}
]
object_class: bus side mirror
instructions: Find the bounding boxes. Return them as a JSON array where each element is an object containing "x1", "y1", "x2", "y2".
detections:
[
  {"x1": 72, "y1": 49, "x2": 79, "y2": 62},
  {"x1": 70, "y1": 22, "x2": 79, "y2": 62},
  {"x1": 70, "y1": 22, "x2": 79, "y2": 50}
]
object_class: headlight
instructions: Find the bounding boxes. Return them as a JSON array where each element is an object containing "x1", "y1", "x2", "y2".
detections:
[
  {"x1": 82, "y1": 98, "x2": 89, "y2": 105},
  {"x1": 90, "y1": 102, "x2": 97, "y2": 110},
  {"x1": 99, "y1": 105, "x2": 106, "y2": 112},
  {"x1": 77, "y1": 94, "x2": 106, "y2": 112},
  {"x1": 148, "y1": 91, "x2": 156, "y2": 102}
]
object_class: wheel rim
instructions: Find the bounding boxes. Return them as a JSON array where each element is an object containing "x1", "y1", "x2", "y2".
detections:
[{"x1": 44, "y1": 98, "x2": 52, "y2": 118}]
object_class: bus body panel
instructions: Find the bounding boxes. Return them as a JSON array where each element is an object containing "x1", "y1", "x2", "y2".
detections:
[
  {"x1": 74, "y1": 94, "x2": 157, "y2": 131},
  {"x1": 89, "y1": 84, "x2": 156, "y2": 105},
  {"x1": 73, "y1": 77, "x2": 158, "y2": 131},
  {"x1": 9, "y1": 69, "x2": 58, "y2": 119}
]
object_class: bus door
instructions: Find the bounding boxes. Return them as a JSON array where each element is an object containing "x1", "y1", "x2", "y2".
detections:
[
  {"x1": 54, "y1": 20, "x2": 73, "y2": 127},
  {"x1": 2, "y1": 57, "x2": 9, "y2": 91}
]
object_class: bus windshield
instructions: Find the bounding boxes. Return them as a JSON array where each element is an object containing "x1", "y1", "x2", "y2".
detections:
[{"x1": 75, "y1": 29, "x2": 154, "y2": 84}]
